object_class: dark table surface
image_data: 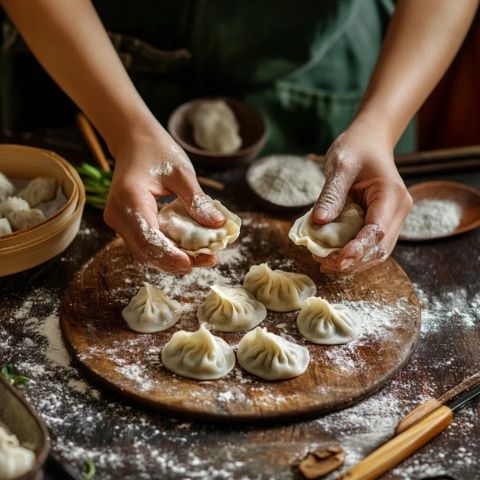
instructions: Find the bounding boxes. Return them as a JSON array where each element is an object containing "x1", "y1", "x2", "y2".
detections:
[{"x1": 0, "y1": 129, "x2": 479, "y2": 480}]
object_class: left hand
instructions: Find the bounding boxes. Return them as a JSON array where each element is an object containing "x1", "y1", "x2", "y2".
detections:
[{"x1": 311, "y1": 118, "x2": 413, "y2": 274}]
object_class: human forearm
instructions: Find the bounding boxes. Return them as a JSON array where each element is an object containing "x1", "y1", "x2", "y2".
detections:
[{"x1": 355, "y1": 0, "x2": 478, "y2": 147}]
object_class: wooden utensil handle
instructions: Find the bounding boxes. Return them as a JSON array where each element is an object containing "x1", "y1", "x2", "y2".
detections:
[
  {"x1": 395, "y1": 398, "x2": 442, "y2": 434},
  {"x1": 395, "y1": 145, "x2": 480, "y2": 166},
  {"x1": 76, "y1": 113, "x2": 111, "y2": 172},
  {"x1": 339, "y1": 406, "x2": 453, "y2": 480}
]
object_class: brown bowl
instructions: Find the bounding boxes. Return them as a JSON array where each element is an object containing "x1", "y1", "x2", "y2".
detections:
[
  {"x1": 168, "y1": 97, "x2": 268, "y2": 168},
  {"x1": 0, "y1": 377, "x2": 50, "y2": 480}
]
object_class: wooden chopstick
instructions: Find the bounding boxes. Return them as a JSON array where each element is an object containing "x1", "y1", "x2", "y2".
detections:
[
  {"x1": 395, "y1": 145, "x2": 480, "y2": 166},
  {"x1": 397, "y1": 157, "x2": 480, "y2": 176}
]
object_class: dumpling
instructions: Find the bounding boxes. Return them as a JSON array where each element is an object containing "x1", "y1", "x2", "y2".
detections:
[
  {"x1": 7, "y1": 208, "x2": 45, "y2": 231},
  {"x1": 197, "y1": 285, "x2": 266, "y2": 332},
  {"x1": 0, "y1": 172, "x2": 14, "y2": 202},
  {"x1": 0, "y1": 426, "x2": 35, "y2": 480},
  {"x1": 188, "y1": 100, "x2": 242, "y2": 153},
  {"x1": 297, "y1": 297, "x2": 362, "y2": 345},
  {"x1": 289, "y1": 201, "x2": 364, "y2": 257},
  {"x1": 0, "y1": 218, "x2": 12, "y2": 237},
  {"x1": 157, "y1": 198, "x2": 241, "y2": 256},
  {"x1": 243, "y1": 263, "x2": 316, "y2": 312},
  {"x1": 18, "y1": 177, "x2": 57, "y2": 207},
  {"x1": 0, "y1": 197, "x2": 29, "y2": 218},
  {"x1": 161, "y1": 325, "x2": 235, "y2": 380},
  {"x1": 237, "y1": 327, "x2": 309, "y2": 380},
  {"x1": 122, "y1": 282, "x2": 181, "y2": 333}
]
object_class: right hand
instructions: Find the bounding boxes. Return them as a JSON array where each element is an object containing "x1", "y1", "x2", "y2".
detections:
[{"x1": 103, "y1": 125, "x2": 225, "y2": 275}]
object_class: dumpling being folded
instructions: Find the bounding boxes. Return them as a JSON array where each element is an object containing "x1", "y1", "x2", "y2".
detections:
[
  {"x1": 243, "y1": 263, "x2": 316, "y2": 312},
  {"x1": 197, "y1": 285, "x2": 266, "y2": 332},
  {"x1": 0, "y1": 172, "x2": 14, "y2": 202},
  {"x1": 7, "y1": 208, "x2": 45, "y2": 231},
  {"x1": 157, "y1": 198, "x2": 241, "y2": 256},
  {"x1": 18, "y1": 177, "x2": 57, "y2": 207},
  {"x1": 122, "y1": 282, "x2": 181, "y2": 333},
  {"x1": 161, "y1": 325, "x2": 235, "y2": 380},
  {"x1": 237, "y1": 327, "x2": 309, "y2": 380},
  {"x1": 289, "y1": 201, "x2": 364, "y2": 257},
  {"x1": 297, "y1": 297, "x2": 361, "y2": 344}
]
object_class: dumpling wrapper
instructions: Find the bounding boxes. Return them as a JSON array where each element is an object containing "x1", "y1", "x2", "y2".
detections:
[
  {"x1": 157, "y1": 198, "x2": 241, "y2": 257},
  {"x1": 197, "y1": 285, "x2": 266, "y2": 332},
  {"x1": 297, "y1": 297, "x2": 361, "y2": 345},
  {"x1": 161, "y1": 325, "x2": 235, "y2": 380},
  {"x1": 237, "y1": 327, "x2": 310, "y2": 380},
  {"x1": 289, "y1": 202, "x2": 364, "y2": 257}
]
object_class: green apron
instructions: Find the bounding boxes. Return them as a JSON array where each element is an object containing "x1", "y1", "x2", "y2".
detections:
[{"x1": 0, "y1": 0, "x2": 415, "y2": 153}]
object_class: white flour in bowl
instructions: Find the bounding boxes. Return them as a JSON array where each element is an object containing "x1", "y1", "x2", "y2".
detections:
[{"x1": 401, "y1": 199, "x2": 462, "y2": 238}]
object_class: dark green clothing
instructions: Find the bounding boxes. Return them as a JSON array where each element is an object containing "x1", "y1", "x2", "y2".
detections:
[{"x1": 0, "y1": 0, "x2": 415, "y2": 153}]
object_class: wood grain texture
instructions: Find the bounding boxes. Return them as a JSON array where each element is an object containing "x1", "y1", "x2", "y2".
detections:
[{"x1": 60, "y1": 213, "x2": 420, "y2": 422}]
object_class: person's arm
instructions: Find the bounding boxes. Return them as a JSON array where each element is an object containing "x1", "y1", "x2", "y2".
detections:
[
  {"x1": 1, "y1": 0, "x2": 224, "y2": 275},
  {"x1": 312, "y1": 0, "x2": 478, "y2": 273}
]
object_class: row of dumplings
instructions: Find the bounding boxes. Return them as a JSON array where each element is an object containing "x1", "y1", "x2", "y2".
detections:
[
  {"x1": 122, "y1": 263, "x2": 362, "y2": 381},
  {"x1": 0, "y1": 172, "x2": 57, "y2": 236}
]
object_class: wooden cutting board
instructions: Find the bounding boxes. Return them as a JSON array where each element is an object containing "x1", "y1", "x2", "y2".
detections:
[{"x1": 60, "y1": 212, "x2": 421, "y2": 422}]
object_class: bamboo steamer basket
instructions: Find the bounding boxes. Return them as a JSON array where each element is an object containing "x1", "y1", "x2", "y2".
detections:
[{"x1": 0, "y1": 144, "x2": 85, "y2": 276}]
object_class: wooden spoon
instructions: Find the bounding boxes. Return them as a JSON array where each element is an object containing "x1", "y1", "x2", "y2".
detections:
[{"x1": 399, "y1": 180, "x2": 480, "y2": 241}]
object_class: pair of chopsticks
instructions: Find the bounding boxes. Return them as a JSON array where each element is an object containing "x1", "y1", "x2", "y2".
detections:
[
  {"x1": 338, "y1": 371, "x2": 480, "y2": 480},
  {"x1": 75, "y1": 112, "x2": 224, "y2": 190}
]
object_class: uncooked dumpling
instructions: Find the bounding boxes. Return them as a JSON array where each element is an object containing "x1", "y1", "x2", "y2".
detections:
[
  {"x1": 289, "y1": 201, "x2": 364, "y2": 257},
  {"x1": 0, "y1": 218, "x2": 12, "y2": 237},
  {"x1": 0, "y1": 172, "x2": 14, "y2": 202},
  {"x1": 243, "y1": 263, "x2": 316, "y2": 312},
  {"x1": 0, "y1": 426, "x2": 35, "y2": 480},
  {"x1": 122, "y1": 282, "x2": 181, "y2": 333},
  {"x1": 161, "y1": 325, "x2": 235, "y2": 380},
  {"x1": 7, "y1": 208, "x2": 45, "y2": 231},
  {"x1": 188, "y1": 100, "x2": 242, "y2": 153},
  {"x1": 18, "y1": 177, "x2": 57, "y2": 207},
  {"x1": 0, "y1": 197, "x2": 29, "y2": 218},
  {"x1": 197, "y1": 285, "x2": 266, "y2": 332},
  {"x1": 237, "y1": 327, "x2": 309, "y2": 380},
  {"x1": 157, "y1": 198, "x2": 241, "y2": 256},
  {"x1": 297, "y1": 297, "x2": 361, "y2": 345}
]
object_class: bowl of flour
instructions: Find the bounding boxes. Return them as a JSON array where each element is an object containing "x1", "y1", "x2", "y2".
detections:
[{"x1": 246, "y1": 155, "x2": 325, "y2": 212}]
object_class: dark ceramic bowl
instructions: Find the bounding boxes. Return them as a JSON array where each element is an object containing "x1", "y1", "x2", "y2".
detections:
[
  {"x1": 0, "y1": 377, "x2": 49, "y2": 480},
  {"x1": 168, "y1": 97, "x2": 268, "y2": 168}
]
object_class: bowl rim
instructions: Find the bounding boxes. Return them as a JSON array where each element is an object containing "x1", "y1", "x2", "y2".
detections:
[
  {"x1": 168, "y1": 96, "x2": 268, "y2": 158},
  {"x1": 0, "y1": 144, "x2": 83, "y2": 243}
]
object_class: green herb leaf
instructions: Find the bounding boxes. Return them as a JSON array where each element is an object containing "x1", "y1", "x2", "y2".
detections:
[
  {"x1": 84, "y1": 459, "x2": 96, "y2": 480},
  {"x1": 0, "y1": 364, "x2": 30, "y2": 386}
]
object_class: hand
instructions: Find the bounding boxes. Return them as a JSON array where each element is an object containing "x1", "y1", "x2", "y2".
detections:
[
  {"x1": 103, "y1": 124, "x2": 225, "y2": 275},
  {"x1": 311, "y1": 118, "x2": 413, "y2": 274}
]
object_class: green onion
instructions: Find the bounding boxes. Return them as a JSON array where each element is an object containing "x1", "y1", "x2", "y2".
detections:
[
  {"x1": 84, "y1": 459, "x2": 96, "y2": 480},
  {"x1": 0, "y1": 364, "x2": 30, "y2": 386},
  {"x1": 76, "y1": 163, "x2": 112, "y2": 209}
]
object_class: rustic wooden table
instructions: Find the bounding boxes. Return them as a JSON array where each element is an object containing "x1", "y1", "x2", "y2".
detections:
[{"x1": 0, "y1": 130, "x2": 479, "y2": 480}]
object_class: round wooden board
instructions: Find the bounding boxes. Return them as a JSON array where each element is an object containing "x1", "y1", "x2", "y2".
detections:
[{"x1": 60, "y1": 213, "x2": 421, "y2": 422}]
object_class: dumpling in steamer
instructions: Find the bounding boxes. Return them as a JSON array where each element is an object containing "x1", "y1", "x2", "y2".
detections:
[
  {"x1": 297, "y1": 297, "x2": 361, "y2": 345},
  {"x1": 122, "y1": 282, "x2": 181, "y2": 333},
  {"x1": 161, "y1": 325, "x2": 235, "y2": 380},
  {"x1": 0, "y1": 197, "x2": 29, "y2": 218},
  {"x1": 237, "y1": 327, "x2": 309, "y2": 380},
  {"x1": 289, "y1": 201, "x2": 364, "y2": 257},
  {"x1": 188, "y1": 100, "x2": 242, "y2": 154},
  {"x1": 0, "y1": 172, "x2": 14, "y2": 202},
  {"x1": 243, "y1": 263, "x2": 316, "y2": 312},
  {"x1": 0, "y1": 218, "x2": 12, "y2": 237},
  {"x1": 157, "y1": 198, "x2": 241, "y2": 256},
  {"x1": 197, "y1": 285, "x2": 266, "y2": 332},
  {"x1": 7, "y1": 208, "x2": 45, "y2": 231},
  {"x1": 18, "y1": 177, "x2": 57, "y2": 207},
  {"x1": 0, "y1": 426, "x2": 35, "y2": 480}
]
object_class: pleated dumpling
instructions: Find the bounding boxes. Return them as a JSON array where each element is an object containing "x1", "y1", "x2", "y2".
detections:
[
  {"x1": 0, "y1": 218, "x2": 12, "y2": 237},
  {"x1": 243, "y1": 263, "x2": 316, "y2": 312},
  {"x1": 289, "y1": 201, "x2": 364, "y2": 257},
  {"x1": 157, "y1": 198, "x2": 241, "y2": 256},
  {"x1": 122, "y1": 282, "x2": 181, "y2": 333},
  {"x1": 297, "y1": 297, "x2": 361, "y2": 345},
  {"x1": 0, "y1": 426, "x2": 35, "y2": 480},
  {"x1": 197, "y1": 285, "x2": 266, "y2": 332},
  {"x1": 161, "y1": 325, "x2": 235, "y2": 380},
  {"x1": 0, "y1": 172, "x2": 14, "y2": 202},
  {"x1": 0, "y1": 197, "x2": 29, "y2": 217},
  {"x1": 18, "y1": 177, "x2": 57, "y2": 207},
  {"x1": 7, "y1": 208, "x2": 45, "y2": 231},
  {"x1": 237, "y1": 327, "x2": 309, "y2": 380}
]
